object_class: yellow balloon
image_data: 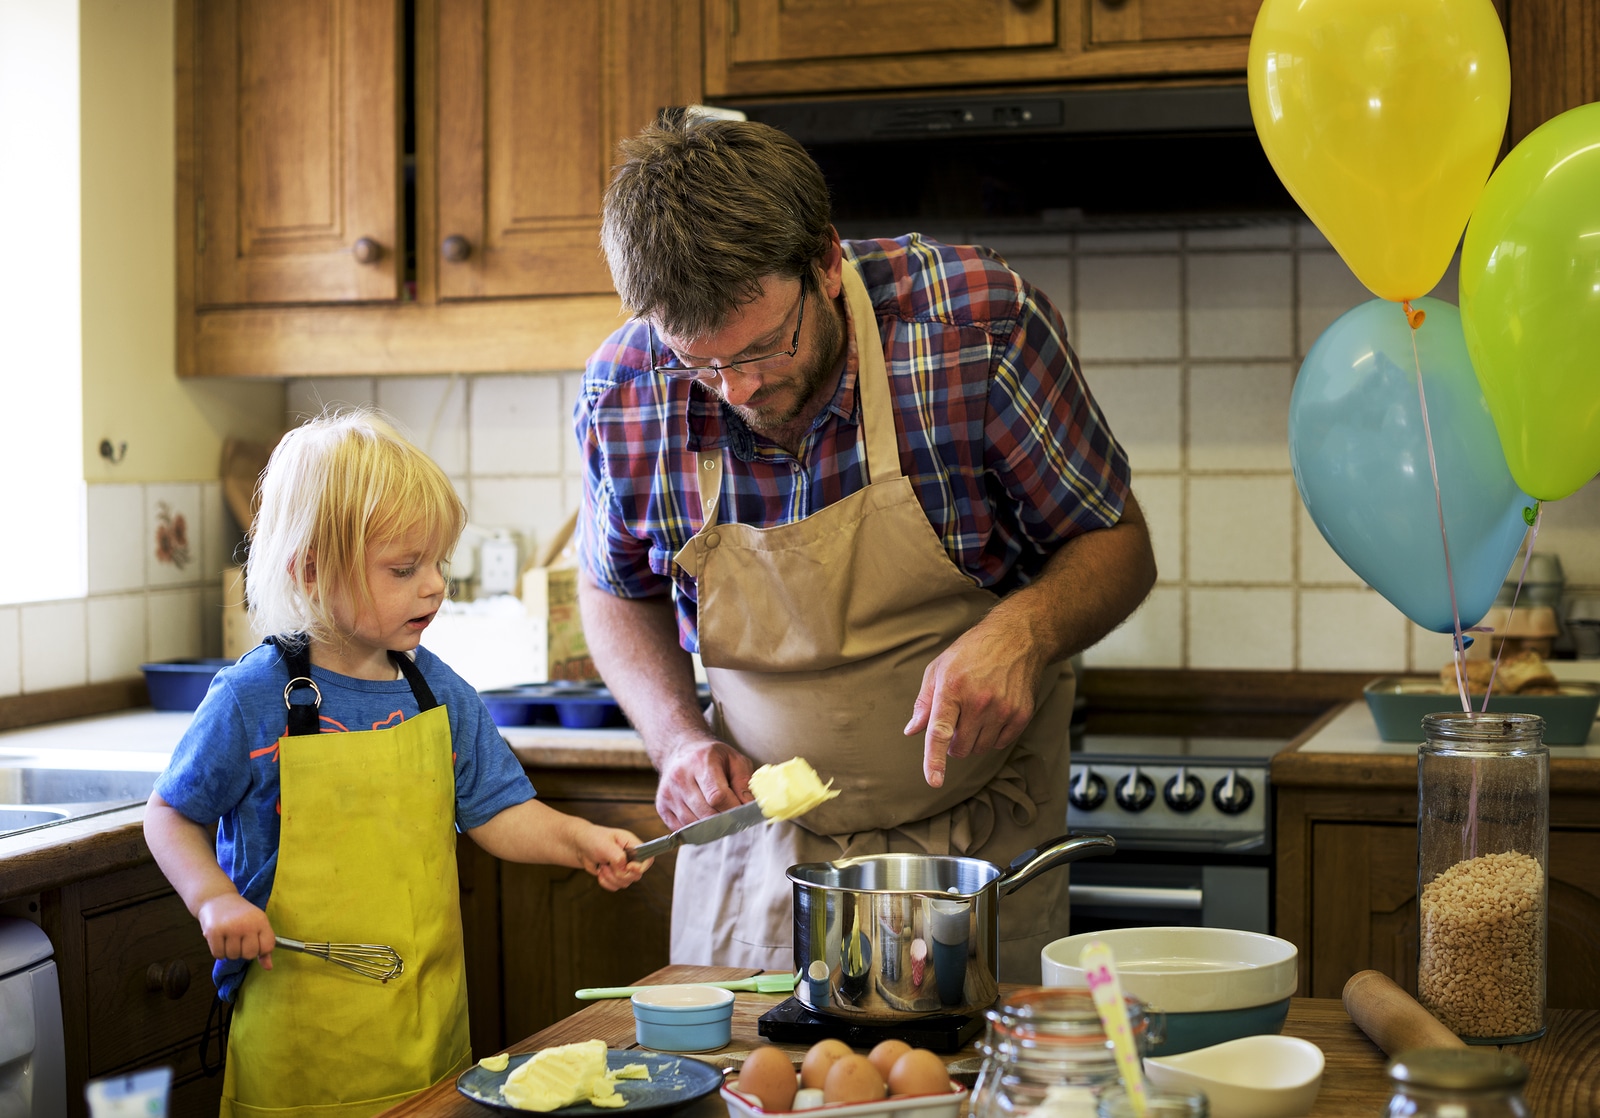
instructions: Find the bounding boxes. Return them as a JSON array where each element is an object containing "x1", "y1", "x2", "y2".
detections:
[{"x1": 1248, "y1": 0, "x2": 1509, "y2": 302}]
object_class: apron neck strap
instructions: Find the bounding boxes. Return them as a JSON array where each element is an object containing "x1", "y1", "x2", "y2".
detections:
[
  {"x1": 840, "y1": 259, "x2": 902, "y2": 486},
  {"x1": 271, "y1": 635, "x2": 438, "y2": 737}
]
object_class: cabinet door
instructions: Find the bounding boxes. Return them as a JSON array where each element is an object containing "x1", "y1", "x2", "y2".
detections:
[
  {"x1": 726, "y1": 0, "x2": 1057, "y2": 65},
  {"x1": 499, "y1": 799, "x2": 673, "y2": 1041},
  {"x1": 434, "y1": 0, "x2": 698, "y2": 299},
  {"x1": 194, "y1": 0, "x2": 401, "y2": 306},
  {"x1": 1087, "y1": 0, "x2": 1261, "y2": 47}
]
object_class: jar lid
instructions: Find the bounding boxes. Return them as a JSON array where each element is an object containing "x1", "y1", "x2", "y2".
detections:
[
  {"x1": 1387, "y1": 1048, "x2": 1529, "y2": 1090},
  {"x1": 984, "y1": 988, "x2": 1148, "y2": 1045},
  {"x1": 1422, "y1": 711, "x2": 1546, "y2": 748}
]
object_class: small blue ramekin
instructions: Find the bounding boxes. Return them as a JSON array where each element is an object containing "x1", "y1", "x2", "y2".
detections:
[{"x1": 630, "y1": 985, "x2": 735, "y2": 1052}]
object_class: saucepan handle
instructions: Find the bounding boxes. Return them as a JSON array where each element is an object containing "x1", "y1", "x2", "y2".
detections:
[{"x1": 997, "y1": 832, "x2": 1116, "y2": 896}]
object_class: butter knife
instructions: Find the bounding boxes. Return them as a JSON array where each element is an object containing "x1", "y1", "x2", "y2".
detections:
[{"x1": 627, "y1": 800, "x2": 767, "y2": 861}]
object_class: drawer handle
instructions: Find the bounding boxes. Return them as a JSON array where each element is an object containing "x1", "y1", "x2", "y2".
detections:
[
  {"x1": 442, "y1": 235, "x2": 472, "y2": 263},
  {"x1": 146, "y1": 959, "x2": 191, "y2": 1000},
  {"x1": 353, "y1": 237, "x2": 382, "y2": 264}
]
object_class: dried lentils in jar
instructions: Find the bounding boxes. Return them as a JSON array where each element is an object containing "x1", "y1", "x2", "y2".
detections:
[{"x1": 1417, "y1": 850, "x2": 1544, "y2": 1039}]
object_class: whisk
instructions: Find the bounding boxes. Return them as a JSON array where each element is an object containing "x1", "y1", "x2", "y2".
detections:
[{"x1": 274, "y1": 936, "x2": 405, "y2": 982}]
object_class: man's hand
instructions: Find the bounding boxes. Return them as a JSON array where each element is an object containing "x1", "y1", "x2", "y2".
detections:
[
  {"x1": 904, "y1": 614, "x2": 1047, "y2": 788},
  {"x1": 654, "y1": 737, "x2": 756, "y2": 830},
  {"x1": 197, "y1": 892, "x2": 276, "y2": 970}
]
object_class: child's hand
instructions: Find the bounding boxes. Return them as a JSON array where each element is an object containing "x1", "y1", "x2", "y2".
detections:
[
  {"x1": 580, "y1": 826, "x2": 652, "y2": 892},
  {"x1": 197, "y1": 892, "x2": 277, "y2": 970}
]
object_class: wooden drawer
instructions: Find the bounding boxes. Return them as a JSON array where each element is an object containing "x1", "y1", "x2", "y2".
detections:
[{"x1": 83, "y1": 890, "x2": 215, "y2": 1075}]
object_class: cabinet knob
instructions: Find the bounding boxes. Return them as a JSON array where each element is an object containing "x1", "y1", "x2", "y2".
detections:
[
  {"x1": 146, "y1": 959, "x2": 191, "y2": 1000},
  {"x1": 442, "y1": 235, "x2": 472, "y2": 263},
  {"x1": 353, "y1": 237, "x2": 382, "y2": 264}
]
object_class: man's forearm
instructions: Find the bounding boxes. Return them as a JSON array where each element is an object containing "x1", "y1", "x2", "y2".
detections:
[
  {"x1": 577, "y1": 574, "x2": 713, "y2": 764},
  {"x1": 991, "y1": 491, "x2": 1158, "y2": 665}
]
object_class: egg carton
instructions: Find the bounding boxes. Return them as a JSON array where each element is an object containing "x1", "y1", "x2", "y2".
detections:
[{"x1": 720, "y1": 1081, "x2": 965, "y2": 1118}]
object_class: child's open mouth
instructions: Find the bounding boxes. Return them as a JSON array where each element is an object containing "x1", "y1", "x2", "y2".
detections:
[{"x1": 407, "y1": 612, "x2": 435, "y2": 630}]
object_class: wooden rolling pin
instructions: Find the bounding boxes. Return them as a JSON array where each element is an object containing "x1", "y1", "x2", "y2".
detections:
[{"x1": 1343, "y1": 970, "x2": 1466, "y2": 1056}]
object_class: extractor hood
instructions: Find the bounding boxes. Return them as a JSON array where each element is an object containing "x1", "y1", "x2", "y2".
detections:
[{"x1": 708, "y1": 85, "x2": 1299, "y2": 229}]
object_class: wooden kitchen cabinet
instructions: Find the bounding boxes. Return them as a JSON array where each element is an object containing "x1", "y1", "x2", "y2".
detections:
[
  {"x1": 42, "y1": 862, "x2": 224, "y2": 1118},
  {"x1": 704, "y1": 0, "x2": 1264, "y2": 99},
  {"x1": 177, "y1": 0, "x2": 702, "y2": 376},
  {"x1": 1274, "y1": 728, "x2": 1600, "y2": 1009}
]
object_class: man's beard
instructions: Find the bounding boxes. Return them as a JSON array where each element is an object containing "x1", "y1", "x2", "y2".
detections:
[{"x1": 717, "y1": 295, "x2": 845, "y2": 435}]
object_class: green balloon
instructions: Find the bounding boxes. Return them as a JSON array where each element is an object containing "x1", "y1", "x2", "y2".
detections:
[{"x1": 1461, "y1": 102, "x2": 1600, "y2": 502}]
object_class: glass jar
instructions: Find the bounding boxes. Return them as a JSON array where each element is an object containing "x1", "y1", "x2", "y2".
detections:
[
  {"x1": 971, "y1": 988, "x2": 1162, "y2": 1118},
  {"x1": 1416, "y1": 712, "x2": 1548, "y2": 1044},
  {"x1": 1385, "y1": 1048, "x2": 1531, "y2": 1116},
  {"x1": 1096, "y1": 1086, "x2": 1207, "y2": 1118}
]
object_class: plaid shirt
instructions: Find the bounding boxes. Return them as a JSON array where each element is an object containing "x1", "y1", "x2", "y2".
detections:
[{"x1": 575, "y1": 234, "x2": 1131, "y2": 653}]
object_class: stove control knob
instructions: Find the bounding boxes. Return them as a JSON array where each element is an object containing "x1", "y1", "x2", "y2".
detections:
[
  {"x1": 1069, "y1": 769, "x2": 1107, "y2": 811},
  {"x1": 1114, "y1": 768, "x2": 1156, "y2": 813},
  {"x1": 1212, "y1": 769, "x2": 1255, "y2": 815},
  {"x1": 1163, "y1": 768, "x2": 1206, "y2": 813}
]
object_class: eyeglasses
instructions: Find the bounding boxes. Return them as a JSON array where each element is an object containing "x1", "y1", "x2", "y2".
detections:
[{"x1": 648, "y1": 275, "x2": 808, "y2": 381}]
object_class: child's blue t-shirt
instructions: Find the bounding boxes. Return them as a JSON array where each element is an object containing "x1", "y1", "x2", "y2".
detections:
[{"x1": 154, "y1": 640, "x2": 534, "y2": 1000}]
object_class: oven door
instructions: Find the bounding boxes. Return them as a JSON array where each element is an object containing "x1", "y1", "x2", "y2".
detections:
[{"x1": 1067, "y1": 860, "x2": 1270, "y2": 935}]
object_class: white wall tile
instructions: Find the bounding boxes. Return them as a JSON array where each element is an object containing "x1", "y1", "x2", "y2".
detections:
[
  {"x1": 1298, "y1": 252, "x2": 1369, "y2": 357},
  {"x1": 470, "y1": 375, "x2": 565, "y2": 475},
  {"x1": 200, "y1": 481, "x2": 235, "y2": 580},
  {"x1": 1186, "y1": 223, "x2": 1294, "y2": 250},
  {"x1": 562, "y1": 371, "x2": 587, "y2": 420},
  {"x1": 1410, "y1": 623, "x2": 1463, "y2": 675},
  {"x1": 286, "y1": 377, "x2": 377, "y2": 422},
  {"x1": 148, "y1": 587, "x2": 204, "y2": 663},
  {"x1": 1008, "y1": 256, "x2": 1072, "y2": 326},
  {"x1": 1080, "y1": 364, "x2": 1181, "y2": 472},
  {"x1": 1188, "y1": 476, "x2": 1294, "y2": 583},
  {"x1": 20, "y1": 599, "x2": 87, "y2": 691},
  {"x1": 88, "y1": 593, "x2": 148, "y2": 682},
  {"x1": 1189, "y1": 588, "x2": 1294, "y2": 669},
  {"x1": 145, "y1": 483, "x2": 203, "y2": 587},
  {"x1": 1189, "y1": 364, "x2": 1293, "y2": 472},
  {"x1": 1084, "y1": 586, "x2": 1183, "y2": 668},
  {"x1": 200, "y1": 584, "x2": 224, "y2": 659},
  {"x1": 0, "y1": 608, "x2": 18, "y2": 697},
  {"x1": 1187, "y1": 253, "x2": 1294, "y2": 359},
  {"x1": 1299, "y1": 588, "x2": 1408, "y2": 672},
  {"x1": 980, "y1": 233, "x2": 1075, "y2": 256},
  {"x1": 377, "y1": 375, "x2": 469, "y2": 476},
  {"x1": 1077, "y1": 256, "x2": 1181, "y2": 361},
  {"x1": 468, "y1": 477, "x2": 567, "y2": 565},
  {"x1": 1532, "y1": 477, "x2": 1600, "y2": 588},
  {"x1": 1297, "y1": 502, "x2": 1363, "y2": 586},
  {"x1": 564, "y1": 475, "x2": 585, "y2": 521},
  {"x1": 1296, "y1": 220, "x2": 1331, "y2": 250},
  {"x1": 1131, "y1": 475, "x2": 1181, "y2": 585},
  {"x1": 1078, "y1": 231, "x2": 1181, "y2": 252},
  {"x1": 86, "y1": 483, "x2": 146, "y2": 594}
]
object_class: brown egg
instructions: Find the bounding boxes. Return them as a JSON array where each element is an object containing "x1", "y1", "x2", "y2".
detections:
[
  {"x1": 867, "y1": 1040, "x2": 912, "y2": 1082},
  {"x1": 799, "y1": 1039, "x2": 853, "y2": 1090},
  {"x1": 735, "y1": 1045, "x2": 798, "y2": 1112},
  {"x1": 822, "y1": 1055, "x2": 887, "y2": 1104},
  {"x1": 888, "y1": 1049, "x2": 951, "y2": 1097}
]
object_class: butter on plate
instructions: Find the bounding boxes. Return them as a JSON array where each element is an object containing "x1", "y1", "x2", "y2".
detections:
[
  {"x1": 502, "y1": 1040, "x2": 626, "y2": 1111},
  {"x1": 748, "y1": 758, "x2": 840, "y2": 821}
]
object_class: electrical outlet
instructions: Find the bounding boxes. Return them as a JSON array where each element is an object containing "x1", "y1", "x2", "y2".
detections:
[{"x1": 478, "y1": 534, "x2": 520, "y2": 596}]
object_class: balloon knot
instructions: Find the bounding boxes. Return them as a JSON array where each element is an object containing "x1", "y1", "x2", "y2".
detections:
[
  {"x1": 1402, "y1": 301, "x2": 1426, "y2": 330},
  {"x1": 1523, "y1": 504, "x2": 1539, "y2": 526}
]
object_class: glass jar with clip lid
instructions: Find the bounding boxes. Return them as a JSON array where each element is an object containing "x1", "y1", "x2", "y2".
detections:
[{"x1": 970, "y1": 988, "x2": 1163, "y2": 1118}]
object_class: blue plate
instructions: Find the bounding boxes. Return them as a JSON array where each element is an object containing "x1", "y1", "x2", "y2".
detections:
[{"x1": 457, "y1": 1049, "x2": 723, "y2": 1115}]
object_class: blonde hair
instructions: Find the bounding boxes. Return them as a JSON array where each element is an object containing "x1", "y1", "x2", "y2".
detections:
[{"x1": 246, "y1": 409, "x2": 465, "y2": 647}]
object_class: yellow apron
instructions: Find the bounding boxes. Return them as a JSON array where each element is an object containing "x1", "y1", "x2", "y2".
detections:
[
  {"x1": 220, "y1": 646, "x2": 472, "y2": 1118},
  {"x1": 669, "y1": 260, "x2": 1075, "y2": 981}
]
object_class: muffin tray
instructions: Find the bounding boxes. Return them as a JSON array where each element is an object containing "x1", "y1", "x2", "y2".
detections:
[{"x1": 481, "y1": 682, "x2": 712, "y2": 730}]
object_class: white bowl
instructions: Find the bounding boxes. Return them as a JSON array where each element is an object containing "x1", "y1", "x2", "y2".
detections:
[
  {"x1": 1040, "y1": 927, "x2": 1298, "y2": 1013},
  {"x1": 1144, "y1": 1035, "x2": 1324, "y2": 1118}
]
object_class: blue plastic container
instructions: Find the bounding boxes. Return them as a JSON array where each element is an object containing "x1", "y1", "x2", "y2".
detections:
[
  {"x1": 141, "y1": 659, "x2": 236, "y2": 711},
  {"x1": 630, "y1": 985, "x2": 734, "y2": 1053}
]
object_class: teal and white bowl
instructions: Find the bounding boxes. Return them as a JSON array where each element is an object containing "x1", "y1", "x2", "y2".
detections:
[
  {"x1": 1041, "y1": 927, "x2": 1298, "y2": 1056},
  {"x1": 630, "y1": 984, "x2": 735, "y2": 1053}
]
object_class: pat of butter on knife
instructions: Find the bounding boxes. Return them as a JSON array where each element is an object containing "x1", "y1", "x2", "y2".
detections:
[{"x1": 748, "y1": 758, "x2": 840, "y2": 821}]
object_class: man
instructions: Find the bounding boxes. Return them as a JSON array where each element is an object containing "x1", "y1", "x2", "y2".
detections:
[{"x1": 575, "y1": 116, "x2": 1156, "y2": 981}]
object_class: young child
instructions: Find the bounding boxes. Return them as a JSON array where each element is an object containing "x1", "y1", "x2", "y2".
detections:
[{"x1": 145, "y1": 410, "x2": 650, "y2": 1116}]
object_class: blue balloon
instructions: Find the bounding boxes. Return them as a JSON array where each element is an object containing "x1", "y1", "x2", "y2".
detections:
[{"x1": 1289, "y1": 298, "x2": 1533, "y2": 633}]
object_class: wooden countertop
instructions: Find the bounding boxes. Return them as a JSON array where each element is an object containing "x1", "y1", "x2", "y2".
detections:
[{"x1": 382, "y1": 965, "x2": 1600, "y2": 1118}]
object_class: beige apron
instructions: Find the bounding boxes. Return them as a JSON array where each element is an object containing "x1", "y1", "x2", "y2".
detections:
[{"x1": 669, "y1": 260, "x2": 1076, "y2": 983}]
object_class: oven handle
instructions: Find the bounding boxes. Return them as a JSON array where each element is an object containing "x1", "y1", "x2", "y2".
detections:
[{"x1": 1068, "y1": 884, "x2": 1204, "y2": 910}]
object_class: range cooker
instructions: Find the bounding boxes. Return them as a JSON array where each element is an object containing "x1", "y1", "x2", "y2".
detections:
[{"x1": 1065, "y1": 734, "x2": 1293, "y2": 936}]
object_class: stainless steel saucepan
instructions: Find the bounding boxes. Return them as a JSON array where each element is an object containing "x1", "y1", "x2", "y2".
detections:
[{"x1": 788, "y1": 832, "x2": 1115, "y2": 1022}]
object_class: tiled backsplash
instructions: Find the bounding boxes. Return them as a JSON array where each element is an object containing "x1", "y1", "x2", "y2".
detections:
[
  {"x1": 280, "y1": 216, "x2": 1599, "y2": 677},
  {"x1": 0, "y1": 481, "x2": 229, "y2": 696}
]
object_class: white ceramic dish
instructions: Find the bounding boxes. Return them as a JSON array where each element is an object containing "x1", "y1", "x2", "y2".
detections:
[
  {"x1": 1144, "y1": 1035, "x2": 1324, "y2": 1118},
  {"x1": 721, "y1": 1080, "x2": 965, "y2": 1118},
  {"x1": 1040, "y1": 927, "x2": 1298, "y2": 1013}
]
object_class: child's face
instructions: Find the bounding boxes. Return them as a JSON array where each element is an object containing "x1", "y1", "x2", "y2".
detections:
[{"x1": 332, "y1": 532, "x2": 448, "y2": 660}]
